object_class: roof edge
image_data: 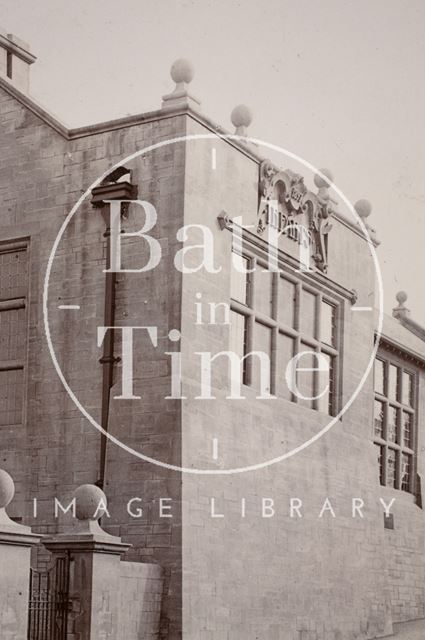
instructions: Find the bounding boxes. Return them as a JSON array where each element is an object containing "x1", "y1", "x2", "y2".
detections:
[
  {"x1": 0, "y1": 76, "x2": 378, "y2": 243},
  {"x1": 0, "y1": 75, "x2": 69, "y2": 137},
  {"x1": 392, "y1": 293, "x2": 425, "y2": 342},
  {"x1": 378, "y1": 333, "x2": 425, "y2": 369},
  {"x1": 0, "y1": 75, "x2": 263, "y2": 163},
  {"x1": 395, "y1": 315, "x2": 425, "y2": 342}
]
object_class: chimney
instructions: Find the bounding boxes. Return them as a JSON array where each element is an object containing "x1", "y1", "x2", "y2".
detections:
[{"x1": 0, "y1": 27, "x2": 36, "y2": 93}]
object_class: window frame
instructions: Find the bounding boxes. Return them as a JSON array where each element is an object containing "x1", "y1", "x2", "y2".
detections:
[
  {"x1": 230, "y1": 246, "x2": 342, "y2": 416},
  {"x1": 0, "y1": 239, "x2": 29, "y2": 428},
  {"x1": 373, "y1": 353, "x2": 418, "y2": 495}
]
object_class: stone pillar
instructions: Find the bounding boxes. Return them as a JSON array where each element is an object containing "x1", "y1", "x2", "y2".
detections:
[
  {"x1": 44, "y1": 484, "x2": 130, "y2": 640},
  {"x1": 0, "y1": 469, "x2": 41, "y2": 640}
]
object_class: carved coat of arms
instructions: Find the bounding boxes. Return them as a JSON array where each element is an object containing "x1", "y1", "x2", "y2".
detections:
[{"x1": 257, "y1": 160, "x2": 335, "y2": 272}]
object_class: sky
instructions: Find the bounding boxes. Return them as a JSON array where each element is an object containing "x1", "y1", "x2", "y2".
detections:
[{"x1": 1, "y1": 0, "x2": 424, "y2": 319}]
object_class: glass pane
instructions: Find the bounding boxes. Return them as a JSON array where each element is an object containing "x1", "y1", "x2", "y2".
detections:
[
  {"x1": 317, "y1": 353, "x2": 333, "y2": 415},
  {"x1": 300, "y1": 289, "x2": 317, "y2": 337},
  {"x1": 252, "y1": 322, "x2": 272, "y2": 395},
  {"x1": 277, "y1": 277, "x2": 296, "y2": 328},
  {"x1": 387, "y1": 449, "x2": 397, "y2": 488},
  {"x1": 0, "y1": 308, "x2": 26, "y2": 361},
  {"x1": 229, "y1": 311, "x2": 246, "y2": 385},
  {"x1": 230, "y1": 254, "x2": 248, "y2": 305},
  {"x1": 375, "y1": 444, "x2": 384, "y2": 485},
  {"x1": 0, "y1": 248, "x2": 28, "y2": 299},
  {"x1": 402, "y1": 371, "x2": 413, "y2": 407},
  {"x1": 0, "y1": 368, "x2": 24, "y2": 426},
  {"x1": 387, "y1": 406, "x2": 398, "y2": 443},
  {"x1": 255, "y1": 267, "x2": 273, "y2": 317},
  {"x1": 401, "y1": 453, "x2": 412, "y2": 492},
  {"x1": 296, "y1": 347, "x2": 316, "y2": 409},
  {"x1": 374, "y1": 400, "x2": 384, "y2": 438},
  {"x1": 276, "y1": 333, "x2": 294, "y2": 400},
  {"x1": 374, "y1": 359, "x2": 385, "y2": 395},
  {"x1": 388, "y1": 364, "x2": 399, "y2": 401},
  {"x1": 402, "y1": 411, "x2": 413, "y2": 448},
  {"x1": 320, "y1": 302, "x2": 335, "y2": 346}
]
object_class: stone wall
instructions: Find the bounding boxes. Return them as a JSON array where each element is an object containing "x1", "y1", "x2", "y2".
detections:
[
  {"x1": 118, "y1": 561, "x2": 163, "y2": 639},
  {"x1": 0, "y1": 543, "x2": 32, "y2": 639},
  {"x1": 180, "y1": 117, "x2": 394, "y2": 639},
  {"x1": 2, "y1": 75, "x2": 425, "y2": 640},
  {"x1": 379, "y1": 318, "x2": 425, "y2": 625},
  {"x1": 0, "y1": 83, "x2": 185, "y2": 638}
]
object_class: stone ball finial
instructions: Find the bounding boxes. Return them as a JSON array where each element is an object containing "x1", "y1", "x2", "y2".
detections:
[
  {"x1": 0, "y1": 469, "x2": 15, "y2": 509},
  {"x1": 314, "y1": 168, "x2": 334, "y2": 189},
  {"x1": 354, "y1": 199, "x2": 372, "y2": 219},
  {"x1": 396, "y1": 291, "x2": 408, "y2": 305},
  {"x1": 231, "y1": 104, "x2": 253, "y2": 130},
  {"x1": 75, "y1": 484, "x2": 107, "y2": 521},
  {"x1": 170, "y1": 58, "x2": 194, "y2": 85}
]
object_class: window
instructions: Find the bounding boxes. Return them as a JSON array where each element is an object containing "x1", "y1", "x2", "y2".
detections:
[
  {"x1": 373, "y1": 356, "x2": 416, "y2": 493},
  {"x1": 229, "y1": 249, "x2": 340, "y2": 414},
  {"x1": 0, "y1": 241, "x2": 28, "y2": 426}
]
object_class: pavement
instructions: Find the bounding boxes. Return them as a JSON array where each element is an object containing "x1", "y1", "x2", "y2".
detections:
[{"x1": 393, "y1": 619, "x2": 425, "y2": 639}]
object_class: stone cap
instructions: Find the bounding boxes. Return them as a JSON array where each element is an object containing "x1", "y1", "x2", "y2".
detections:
[
  {"x1": 231, "y1": 104, "x2": 252, "y2": 137},
  {"x1": 162, "y1": 58, "x2": 201, "y2": 111},
  {"x1": 45, "y1": 484, "x2": 131, "y2": 553},
  {"x1": 44, "y1": 536, "x2": 131, "y2": 556},
  {"x1": 354, "y1": 199, "x2": 380, "y2": 246},
  {"x1": 392, "y1": 292, "x2": 425, "y2": 341},
  {"x1": 0, "y1": 469, "x2": 41, "y2": 545}
]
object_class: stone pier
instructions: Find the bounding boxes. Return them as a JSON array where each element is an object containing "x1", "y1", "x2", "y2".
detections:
[
  {"x1": 44, "y1": 484, "x2": 163, "y2": 640},
  {"x1": 0, "y1": 469, "x2": 41, "y2": 640}
]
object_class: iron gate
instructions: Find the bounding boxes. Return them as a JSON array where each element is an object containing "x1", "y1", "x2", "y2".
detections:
[{"x1": 27, "y1": 554, "x2": 70, "y2": 640}]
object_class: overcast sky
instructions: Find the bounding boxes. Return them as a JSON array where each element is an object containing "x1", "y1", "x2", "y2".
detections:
[{"x1": 1, "y1": 0, "x2": 424, "y2": 319}]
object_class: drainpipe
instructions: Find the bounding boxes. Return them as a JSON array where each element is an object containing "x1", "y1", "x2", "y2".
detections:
[{"x1": 91, "y1": 170, "x2": 137, "y2": 489}]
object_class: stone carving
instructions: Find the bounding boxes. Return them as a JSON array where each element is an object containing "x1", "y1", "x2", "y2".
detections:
[{"x1": 257, "y1": 160, "x2": 335, "y2": 272}]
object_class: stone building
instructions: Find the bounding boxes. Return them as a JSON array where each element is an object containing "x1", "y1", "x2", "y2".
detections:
[{"x1": 0, "y1": 27, "x2": 424, "y2": 640}]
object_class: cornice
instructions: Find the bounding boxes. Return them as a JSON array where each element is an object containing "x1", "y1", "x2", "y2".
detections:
[
  {"x1": 218, "y1": 214, "x2": 358, "y2": 303},
  {"x1": 378, "y1": 334, "x2": 425, "y2": 369}
]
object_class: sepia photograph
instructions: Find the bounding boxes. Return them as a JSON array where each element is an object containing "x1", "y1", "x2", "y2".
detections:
[{"x1": 0, "y1": 1, "x2": 424, "y2": 638}]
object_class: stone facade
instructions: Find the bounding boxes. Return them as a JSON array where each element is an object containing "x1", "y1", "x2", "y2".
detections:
[
  {"x1": 1, "y1": 34, "x2": 425, "y2": 640},
  {"x1": 377, "y1": 316, "x2": 425, "y2": 627},
  {"x1": 180, "y1": 117, "x2": 393, "y2": 639},
  {"x1": 0, "y1": 77, "x2": 187, "y2": 638}
]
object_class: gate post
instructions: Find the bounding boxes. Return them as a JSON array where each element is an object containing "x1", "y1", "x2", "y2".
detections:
[
  {"x1": 0, "y1": 469, "x2": 41, "y2": 640},
  {"x1": 44, "y1": 484, "x2": 130, "y2": 640}
]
